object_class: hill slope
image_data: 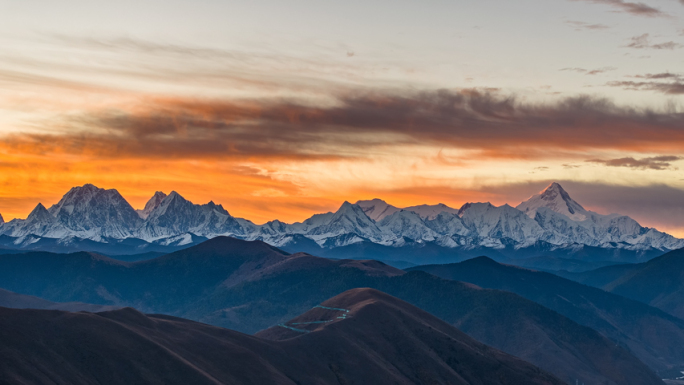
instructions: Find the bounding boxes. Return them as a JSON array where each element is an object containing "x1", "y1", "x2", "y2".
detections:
[
  {"x1": 409, "y1": 257, "x2": 684, "y2": 374},
  {"x1": 561, "y1": 248, "x2": 684, "y2": 320},
  {"x1": 0, "y1": 289, "x2": 564, "y2": 385},
  {"x1": 0, "y1": 237, "x2": 662, "y2": 385},
  {"x1": 0, "y1": 288, "x2": 118, "y2": 312}
]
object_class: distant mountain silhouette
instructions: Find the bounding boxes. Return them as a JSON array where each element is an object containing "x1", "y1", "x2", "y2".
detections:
[
  {"x1": 0, "y1": 236, "x2": 664, "y2": 384},
  {"x1": 0, "y1": 288, "x2": 118, "y2": 313},
  {"x1": 561, "y1": 248, "x2": 684, "y2": 320},
  {"x1": 0, "y1": 289, "x2": 565, "y2": 385},
  {"x1": 409, "y1": 257, "x2": 684, "y2": 374}
]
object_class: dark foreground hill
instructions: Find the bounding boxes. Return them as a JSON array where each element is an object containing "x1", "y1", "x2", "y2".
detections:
[
  {"x1": 0, "y1": 237, "x2": 663, "y2": 385},
  {"x1": 559, "y1": 248, "x2": 684, "y2": 320},
  {"x1": 0, "y1": 289, "x2": 564, "y2": 385},
  {"x1": 409, "y1": 257, "x2": 684, "y2": 374}
]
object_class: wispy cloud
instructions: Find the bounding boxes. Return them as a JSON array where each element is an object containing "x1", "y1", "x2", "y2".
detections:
[
  {"x1": 587, "y1": 155, "x2": 681, "y2": 170},
  {"x1": 565, "y1": 20, "x2": 611, "y2": 31},
  {"x1": 607, "y1": 79, "x2": 684, "y2": 94},
  {"x1": 571, "y1": 0, "x2": 669, "y2": 17},
  {"x1": 626, "y1": 34, "x2": 683, "y2": 49},
  {"x1": 560, "y1": 67, "x2": 617, "y2": 75}
]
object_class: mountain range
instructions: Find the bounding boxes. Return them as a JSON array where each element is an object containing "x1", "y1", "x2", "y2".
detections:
[
  {"x1": 559, "y1": 248, "x2": 684, "y2": 320},
  {"x1": 0, "y1": 182, "x2": 681, "y2": 264},
  {"x1": 409, "y1": 257, "x2": 684, "y2": 375},
  {"x1": 0, "y1": 236, "x2": 670, "y2": 384}
]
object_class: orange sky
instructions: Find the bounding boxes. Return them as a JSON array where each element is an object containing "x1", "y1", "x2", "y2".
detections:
[{"x1": 1, "y1": 28, "x2": 684, "y2": 238}]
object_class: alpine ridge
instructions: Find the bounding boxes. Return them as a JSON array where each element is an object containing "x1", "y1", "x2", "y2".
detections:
[{"x1": 0, "y1": 182, "x2": 681, "y2": 262}]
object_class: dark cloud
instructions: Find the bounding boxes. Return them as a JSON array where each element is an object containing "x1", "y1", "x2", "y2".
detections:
[
  {"x1": 587, "y1": 155, "x2": 681, "y2": 170},
  {"x1": 4, "y1": 89, "x2": 684, "y2": 160},
  {"x1": 572, "y1": 0, "x2": 668, "y2": 17},
  {"x1": 565, "y1": 20, "x2": 611, "y2": 30},
  {"x1": 627, "y1": 34, "x2": 682, "y2": 49}
]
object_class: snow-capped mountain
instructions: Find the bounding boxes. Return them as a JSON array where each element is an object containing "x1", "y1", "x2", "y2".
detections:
[
  {"x1": 136, "y1": 191, "x2": 167, "y2": 219},
  {"x1": 356, "y1": 199, "x2": 400, "y2": 221},
  {"x1": 517, "y1": 182, "x2": 587, "y2": 221},
  {"x1": 0, "y1": 213, "x2": 4, "y2": 224},
  {"x1": 520, "y1": 184, "x2": 684, "y2": 250},
  {"x1": 2, "y1": 184, "x2": 141, "y2": 240},
  {"x1": 137, "y1": 191, "x2": 257, "y2": 241},
  {"x1": 378, "y1": 210, "x2": 438, "y2": 241},
  {"x1": 405, "y1": 203, "x2": 460, "y2": 220},
  {"x1": 458, "y1": 203, "x2": 545, "y2": 248},
  {"x1": 1, "y1": 182, "x2": 682, "y2": 259}
]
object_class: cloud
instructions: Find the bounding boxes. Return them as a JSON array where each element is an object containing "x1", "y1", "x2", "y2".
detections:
[
  {"x1": 587, "y1": 155, "x2": 681, "y2": 170},
  {"x1": 565, "y1": 20, "x2": 611, "y2": 30},
  {"x1": 606, "y1": 80, "x2": 684, "y2": 94},
  {"x1": 560, "y1": 66, "x2": 617, "y2": 75},
  {"x1": 626, "y1": 34, "x2": 682, "y2": 49},
  {"x1": 4, "y1": 89, "x2": 684, "y2": 161},
  {"x1": 634, "y1": 72, "x2": 682, "y2": 80},
  {"x1": 560, "y1": 67, "x2": 588, "y2": 73},
  {"x1": 571, "y1": 0, "x2": 669, "y2": 17}
]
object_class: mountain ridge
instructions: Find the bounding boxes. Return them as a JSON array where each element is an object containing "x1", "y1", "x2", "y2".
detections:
[{"x1": 0, "y1": 182, "x2": 681, "y2": 263}]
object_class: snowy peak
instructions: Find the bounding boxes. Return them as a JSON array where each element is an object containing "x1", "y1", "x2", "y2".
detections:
[
  {"x1": 137, "y1": 191, "x2": 167, "y2": 219},
  {"x1": 0, "y1": 213, "x2": 4, "y2": 224},
  {"x1": 27, "y1": 203, "x2": 52, "y2": 222},
  {"x1": 516, "y1": 182, "x2": 588, "y2": 221},
  {"x1": 355, "y1": 199, "x2": 400, "y2": 221},
  {"x1": 306, "y1": 201, "x2": 385, "y2": 242}
]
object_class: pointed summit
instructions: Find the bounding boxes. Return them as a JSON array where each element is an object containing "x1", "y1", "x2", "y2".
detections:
[
  {"x1": 516, "y1": 182, "x2": 587, "y2": 221},
  {"x1": 0, "y1": 213, "x2": 4, "y2": 224},
  {"x1": 26, "y1": 203, "x2": 52, "y2": 222},
  {"x1": 137, "y1": 191, "x2": 167, "y2": 219}
]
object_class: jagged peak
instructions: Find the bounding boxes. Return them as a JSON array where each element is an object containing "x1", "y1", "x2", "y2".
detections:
[
  {"x1": 0, "y1": 212, "x2": 3, "y2": 224},
  {"x1": 517, "y1": 182, "x2": 587, "y2": 221},
  {"x1": 137, "y1": 191, "x2": 168, "y2": 219},
  {"x1": 27, "y1": 203, "x2": 51, "y2": 221},
  {"x1": 163, "y1": 191, "x2": 190, "y2": 204}
]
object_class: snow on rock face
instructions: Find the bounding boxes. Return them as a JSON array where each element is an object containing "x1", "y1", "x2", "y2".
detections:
[
  {"x1": 136, "y1": 191, "x2": 257, "y2": 241},
  {"x1": 46, "y1": 184, "x2": 142, "y2": 239},
  {"x1": 459, "y1": 203, "x2": 545, "y2": 247},
  {"x1": 424, "y1": 212, "x2": 471, "y2": 237},
  {"x1": 137, "y1": 191, "x2": 167, "y2": 219},
  {"x1": 377, "y1": 210, "x2": 438, "y2": 241},
  {"x1": 1, "y1": 181, "x2": 682, "y2": 254},
  {"x1": 1, "y1": 185, "x2": 141, "y2": 240},
  {"x1": 517, "y1": 182, "x2": 588, "y2": 221},
  {"x1": 404, "y1": 203, "x2": 459, "y2": 220},
  {"x1": 0, "y1": 213, "x2": 4, "y2": 224},
  {"x1": 306, "y1": 202, "x2": 388, "y2": 243},
  {"x1": 355, "y1": 199, "x2": 401, "y2": 221}
]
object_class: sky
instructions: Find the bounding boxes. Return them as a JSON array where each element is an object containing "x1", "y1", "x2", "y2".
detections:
[{"x1": 0, "y1": 0, "x2": 683, "y2": 235}]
